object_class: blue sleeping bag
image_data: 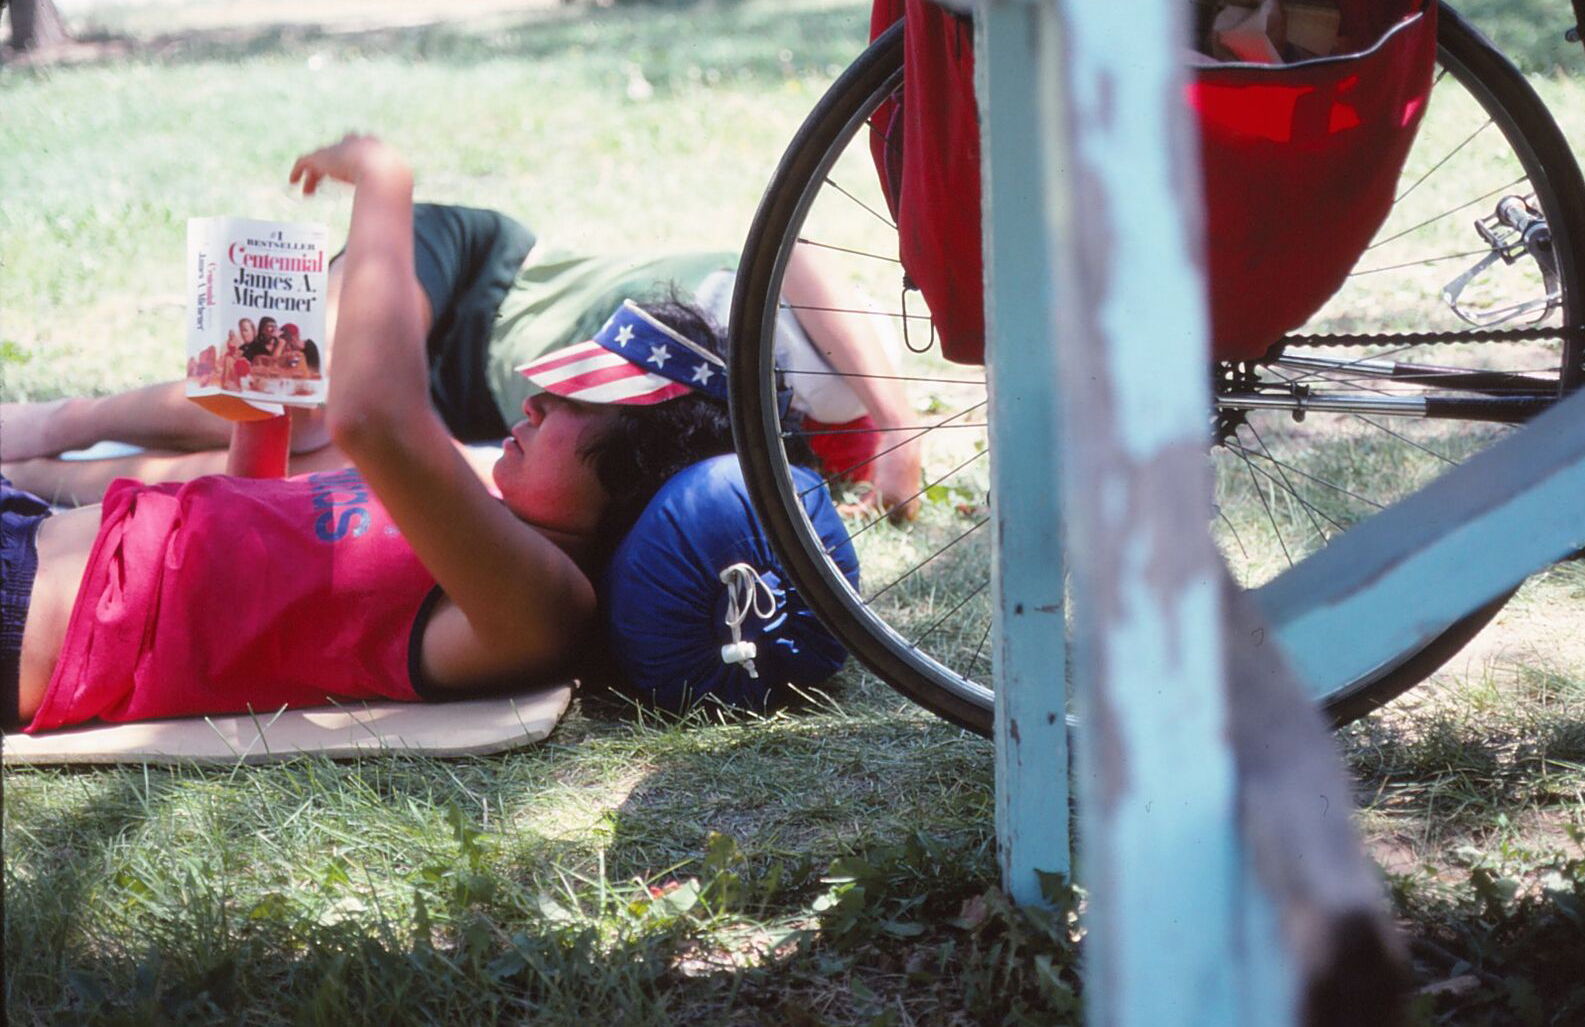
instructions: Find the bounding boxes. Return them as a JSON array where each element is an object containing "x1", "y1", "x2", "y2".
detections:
[{"x1": 603, "y1": 455, "x2": 861, "y2": 712}]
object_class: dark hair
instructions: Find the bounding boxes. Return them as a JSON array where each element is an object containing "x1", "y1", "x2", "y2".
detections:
[{"x1": 578, "y1": 298, "x2": 736, "y2": 555}]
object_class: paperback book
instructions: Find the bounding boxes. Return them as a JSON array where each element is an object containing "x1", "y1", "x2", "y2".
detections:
[{"x1": 187, "y1": 216, "x2": 330, "y2": 420}]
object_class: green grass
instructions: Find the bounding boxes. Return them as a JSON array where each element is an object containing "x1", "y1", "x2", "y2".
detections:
[
  {"x1": 6, "y1": 683, "x2": 1066, "y2": 1025},
  {"x1": 1451, "y1": 0, "x2": 1585, "y2": 74},
  {"x1": 0, "y1": 0, "x2": 867, "y2": 400},
  {"x1": 9, "y1": 1, "x2": 1585, "y2": 1022}
]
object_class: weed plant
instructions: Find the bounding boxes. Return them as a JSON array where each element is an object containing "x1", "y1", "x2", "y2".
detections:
[{"x1": 1342, "y1": 639, "x2": 1585, "y2": 1024}]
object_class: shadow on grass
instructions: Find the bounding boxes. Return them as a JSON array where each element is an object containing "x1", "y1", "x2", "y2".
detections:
[
  {"x1": 3, "y1": 767, "x2": 198, "y2": 1012},
  {"x1": 1, "y1": 692, "x2": 1013, "y2": 1024},
  {"x1": 600, "y1": 700, "x2": 994, "y2": 877},
  {"x1": 31, "y1": 3, "x2": 871, "y2": 82},
  {"x1": 1343, "y1": 691, "x2": 1585, "y2": 842},
  {"x1": 3, "y1": 751, "x2": 653, "y2": 1020}
]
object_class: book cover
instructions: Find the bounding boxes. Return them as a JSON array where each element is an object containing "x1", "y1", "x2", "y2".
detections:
[{"x1": 186, "y1": 216, "x2": 330, "y2": 420}]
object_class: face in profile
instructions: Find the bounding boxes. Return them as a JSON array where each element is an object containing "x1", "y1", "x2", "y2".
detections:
[{"x1": 493, "y1": 392, "x2": 618, "y2": 537}]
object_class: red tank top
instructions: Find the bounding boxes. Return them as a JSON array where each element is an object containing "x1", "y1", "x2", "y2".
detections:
[{"x1": 28, "y1": 470, "x2": 438, "y2": 733}]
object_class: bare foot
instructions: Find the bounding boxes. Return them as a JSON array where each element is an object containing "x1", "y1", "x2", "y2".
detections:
[{"x1": 0, "y1": 398, "x2": 71, "y2": 461}]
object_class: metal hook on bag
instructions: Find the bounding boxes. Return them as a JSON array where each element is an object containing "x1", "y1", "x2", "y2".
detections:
[
  {"x1": 719, "y1": 563, "x2": 778, "y2": 678},
  {"x1": 900, "y1": 277, "x2": 936, "y2": 354}
]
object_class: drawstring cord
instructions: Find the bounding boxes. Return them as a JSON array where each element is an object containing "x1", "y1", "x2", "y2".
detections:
[{"x1": 719, "y1": 563, "x2": 778, "y2": 678}]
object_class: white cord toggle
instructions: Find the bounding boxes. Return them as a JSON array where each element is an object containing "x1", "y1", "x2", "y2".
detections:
[
  {"x1": 720, "y1": 640, "x2": 758, "y2": 668},
  {"x1": 719, "y1": 562, "x2": 778, "y2": 679}
]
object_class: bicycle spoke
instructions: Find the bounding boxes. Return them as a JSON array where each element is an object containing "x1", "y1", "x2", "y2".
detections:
[
  {"x1": 1245, "y1": 421, "x2": 1331, "y2": 543},
  {"x1": 865, "y1": 516, "x2": 990, "y2": 604},
  {"x1": 1231, "y1": 444, "x2": 1296, "y2": 568},
  {"x1": 793, "y1": 236, "x2": 901, "y2": 264},
  {"x1": 1349, "y1": 247, "x2": 1493, "y2": 277},
  {"x1": 787, "y1": 400, "x2": 990, "y2": 503},
  {"x1": 1354, "y1": 415, "x2": 1462, "y2": 466},
  {"x1": 778, "y1": 301, "x2": 934, "y2": 323},
  {"x1": 969, "y1": 615, "x2": 996, "y2": 676},
  {"x1": 1222, "y1": 441, "x2": 1352, "y2": 537},
  {"x1": 824, "y1": 177, "x2": 897, "y2": 231},
  {"x1": 1394, "y1": 118, "x2": 1493, "y2": 205},
  {"x1": 771, "y1": 364, "x2": 987, "y2": 388},
  {"x1": 791, "y1": 421, "x2": 989, "y2": 439},
  {"x1": 832, "y1": 447, "x2": 991, "y2": 543},
  {"x1": 912, "y1": 578, "x2": 991, "y2": 650},
  {"x1": 1224, "y1": 440, "x2": 1386, "y2": 513},
  {"x1": 1367, "y1": 174, "x2": 1529, "y2": 251}
]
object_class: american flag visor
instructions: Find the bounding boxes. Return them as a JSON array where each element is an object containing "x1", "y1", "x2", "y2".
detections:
[{"x1": 516, "y1": 300, "x2": 728, "y2": 406}]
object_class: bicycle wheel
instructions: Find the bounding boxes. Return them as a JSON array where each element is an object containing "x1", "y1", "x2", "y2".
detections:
[{"x1": 729, "y1": 7, "x2": 1585, "y2": 736}]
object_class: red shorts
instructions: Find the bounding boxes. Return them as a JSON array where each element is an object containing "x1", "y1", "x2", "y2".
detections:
[{"x1": 804, "y1": 415, "x2": 881, "y2": 484}]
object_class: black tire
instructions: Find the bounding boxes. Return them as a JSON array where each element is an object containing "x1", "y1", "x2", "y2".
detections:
[{"x1": 728, "y1": 7, "x2": 1585, "y2": 737}]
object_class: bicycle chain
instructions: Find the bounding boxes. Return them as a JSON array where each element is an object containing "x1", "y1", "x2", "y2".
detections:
[
  {"x1": 1280, "y1": 324, "x2": 1585, "y2": 348},
  {"x1": 1209, "y1": 323, "x2": 1585, "y2": 445}
]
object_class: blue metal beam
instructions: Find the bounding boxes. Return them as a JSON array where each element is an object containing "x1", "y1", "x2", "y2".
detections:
[{"x1": 1257, "y1": 387, "x2": 1585, "y2": 702}]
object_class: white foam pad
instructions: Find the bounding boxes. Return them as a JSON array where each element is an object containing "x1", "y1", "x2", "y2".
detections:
[{"x1": 2, "y1": 684, "x2": 573, "y2": 765}]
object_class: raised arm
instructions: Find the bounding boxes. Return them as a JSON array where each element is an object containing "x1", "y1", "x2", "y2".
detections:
[
  {"x1": 291, "y1": 136, "x2": 595, "y2": 688},
  {"x1": 781, "y1": 243, "x2": 923, "y2": 521}
]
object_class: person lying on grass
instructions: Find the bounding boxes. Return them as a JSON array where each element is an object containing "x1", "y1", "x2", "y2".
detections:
[
  {"x1": 1, "y1": 135, "x2": 739, "y2": 734},
  {"x1": 3, "y1": 208, "x2": 923, "y2": 520}
]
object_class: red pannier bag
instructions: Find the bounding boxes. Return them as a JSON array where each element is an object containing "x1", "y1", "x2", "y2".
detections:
[{"x1": 869, "y1": 0, "x2": 1438, "y2": 365}]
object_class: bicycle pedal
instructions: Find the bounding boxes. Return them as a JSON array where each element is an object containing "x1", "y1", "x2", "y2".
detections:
[{"x1": 1441, "y1": 194, "x2": 1560, "y2": 327}]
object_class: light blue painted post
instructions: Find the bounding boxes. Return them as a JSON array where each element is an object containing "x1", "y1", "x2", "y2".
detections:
[
  {"x1": 1036, "y1": 3, "x2": 1245, "y2": 1020},
  {"x1": 977, "y1": 3, "x2": 1415, "y2": 1020},
  {"x1": 977, "y1": 0, "x2": 1071, "y2": 905},
  {"x1": 976, "y1": 1, "x2": 1296, "y2": 1021}
]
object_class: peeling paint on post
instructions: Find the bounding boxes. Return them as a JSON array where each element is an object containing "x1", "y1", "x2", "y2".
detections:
[
  {"x1": 977, "y1": 0, "x2": 1071, "y2": 906},
  {"x1": 973, "y1": 0, "x2": 1249, "y2": 1018},
  {"x1": 978, "y1": 2, "x2": 1412, "y2": 1020},
  {"x1": 1040, "y1": 3, "x2": 1246, "y2": 1020}
]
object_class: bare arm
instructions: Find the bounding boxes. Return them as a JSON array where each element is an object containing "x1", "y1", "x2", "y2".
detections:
[
  {"x1": 0, "y1": 384, "x2": 230, "y2": 461},
  {"x1": 293, "y1": 136, "x2": 593, "y2": 689},
  {"x1": 2, "y1": 442, "x2": 354, "y2": 509},
  {"x1": 782, "y1": 243, "x2": 923, "y2": 521}
]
